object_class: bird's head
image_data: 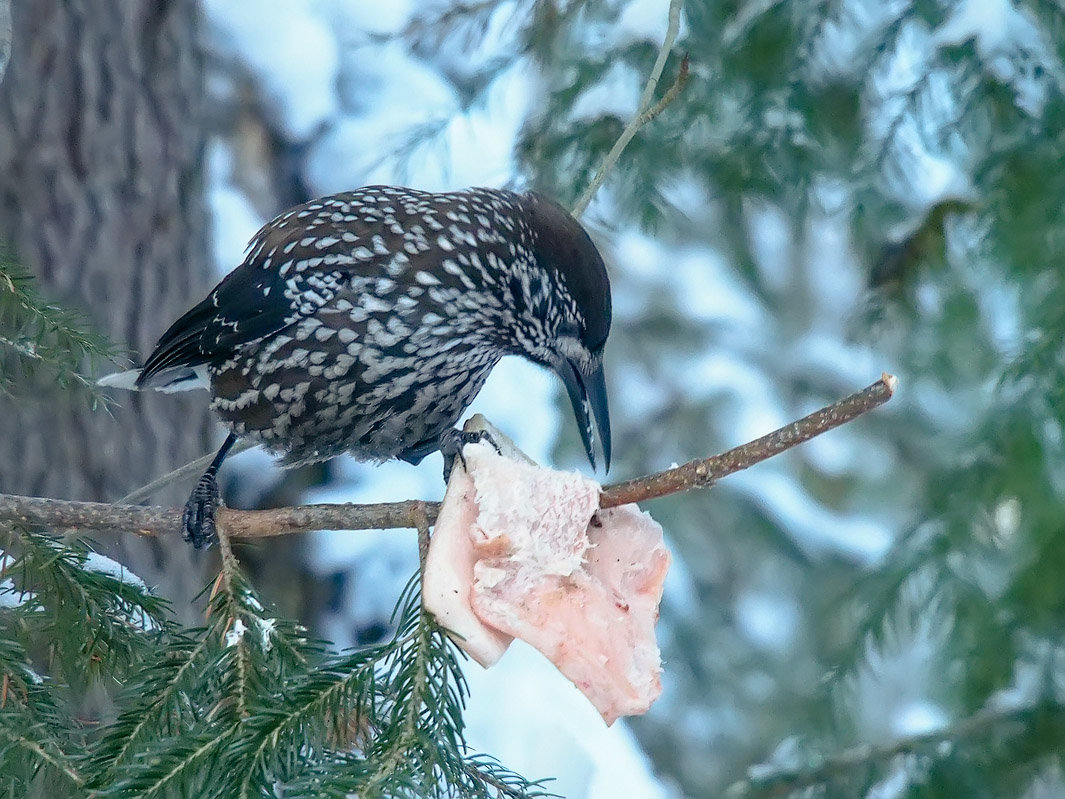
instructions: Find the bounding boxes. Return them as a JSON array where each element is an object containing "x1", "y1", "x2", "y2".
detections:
[{"x1": 518, "y1": 192, "x2": 612, "y2": 472}]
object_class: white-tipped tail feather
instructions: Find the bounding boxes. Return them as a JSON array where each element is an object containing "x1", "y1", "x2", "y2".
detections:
[
  {"x1": 97, "y1": 365, "x2": 209, "y2": 393},
  {"x1": 96, "y1": 369, "x2": 141, "y2": 391}
]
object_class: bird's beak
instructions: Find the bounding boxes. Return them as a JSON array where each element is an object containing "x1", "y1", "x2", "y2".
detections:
[{"x1": 558, "y1": 357, "x2": 611, "y2": 472}]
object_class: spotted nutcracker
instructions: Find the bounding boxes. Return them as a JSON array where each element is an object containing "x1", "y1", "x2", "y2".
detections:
[{"x1": 100, "y1": 186, "x2": 612, "y2": 548}]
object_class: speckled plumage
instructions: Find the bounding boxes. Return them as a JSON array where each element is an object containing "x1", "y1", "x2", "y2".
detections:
[{"x1": 131, "y1": 187, "x2": 612, "y2": 500}]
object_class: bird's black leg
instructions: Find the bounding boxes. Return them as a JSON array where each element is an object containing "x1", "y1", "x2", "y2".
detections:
[
  {"x1": 183, "y1": 432, "x2": 238, "y2": 550},
  {"x1": 438, "y1": 428, "x2": 501, "y2": 482}
]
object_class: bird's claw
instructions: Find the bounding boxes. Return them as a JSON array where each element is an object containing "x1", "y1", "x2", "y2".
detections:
[
  {"x1": 182, "y1": 473, "x2": 220, "y2": 550},
  {"x1": 439, "y1": 429, "x2": 501, "y2": 481}
]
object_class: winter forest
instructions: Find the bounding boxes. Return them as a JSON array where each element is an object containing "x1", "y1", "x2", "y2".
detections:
[{"x1": 1, "y1": 0, "x2": 1064, "y2": 797}]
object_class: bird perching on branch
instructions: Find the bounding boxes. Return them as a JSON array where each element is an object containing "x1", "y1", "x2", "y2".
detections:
[{"x1": 100, "y1": 186, "x2": 613, "y2": 548}]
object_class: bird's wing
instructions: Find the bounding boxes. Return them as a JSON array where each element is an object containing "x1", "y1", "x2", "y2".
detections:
[
  {"x1": 137, "y1": 187, "x2": 524, "y2": 386},
  {"x1": 137, "y1": 218, "x2": 352, "y2": 385},
  {"x1": 137, "y1": 267, "x2": 289, "y2": 384}
]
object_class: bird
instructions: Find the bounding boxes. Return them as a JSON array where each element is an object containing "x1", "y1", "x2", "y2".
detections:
[{"x1": 100, "y1": 186, "x2": 612, "y2": 549}]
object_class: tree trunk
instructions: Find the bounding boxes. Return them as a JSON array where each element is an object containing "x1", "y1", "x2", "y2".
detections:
[{"x1": 0, "y1": 0, "x2": 215, "y2": 616}]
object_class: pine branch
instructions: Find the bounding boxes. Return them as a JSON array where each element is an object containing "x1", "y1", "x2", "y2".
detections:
[
  {"x1": 0, "y1": 721, "x2": 84, "y2": 789},
  {"x1": 211, "y1": 518, "x2": 253, "y2": 720},
  {"x1": 84, "y1": 633, "x2": 214, "y2": 785},
  {"x1": 0, "y1": 374, "x2": 897, "y2": 539},
  {"x1": 0, "y1": 637, "x2": 85, "y2": 792},
  {"x1": 355, "y1": 574, "x2": 547, "y2": 798},
  {"x1": 230, "y1": 645, "x2": 382, "y2": 798},
  {"x1": 463, "y1": 756, "x2": 559, "y2": 799},
  {"x1": 97, "y1": 726, "x2": 237, "y2": 799},
  {"x1": 3, "y1": 531, "x2": 170, "y2": 685},
  {"x1": 361, "y1": 586, "x2": 441, "y2": 795},
  {"x1": 0, "y1": 259, "x2": 115, "y2": 399}
]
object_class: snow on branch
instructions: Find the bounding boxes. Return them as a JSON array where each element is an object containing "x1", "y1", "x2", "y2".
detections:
[{"x1": 0, "y1": 375, "x2": 896, "y2": 540}]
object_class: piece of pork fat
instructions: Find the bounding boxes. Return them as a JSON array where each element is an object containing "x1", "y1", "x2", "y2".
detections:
[
  {"x1": 422, "y1": 442, "x2": 598, "y2": 666},
  {"x1": 421, "y1": 444, "x2": 514, "y2": 667},
  {"x1": 473, "y1": 503, "x2": 670, "y2": 725},
  {"x1": 422, "y1": 442, "x2": 671, "y2": 725}
]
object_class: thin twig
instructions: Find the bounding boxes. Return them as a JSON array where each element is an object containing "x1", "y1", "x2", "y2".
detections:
[
  {"x1": 117, "y1": 438, "x2": 257, "y2": 505},
  {"x1": 637, "y1": 54, "x2": 689, "y2": 127},
  {"x1": 214, "y1": 517, "x2": 240, "y2": 586},
  {"x1": 410, "y1": 501, "x2": 432, "y2": 572},
  {"x1": 600, "y1": 374, "x2": 897, "y2": 508},
  {"x1": 724, "y1": 701, "x2": 1060, "y2": 798},
  {"x1": 462, "y1": 761, "x2": 539, "y2": 799},
  {"x1": 570, "y1": 0, "x2": 686, "y2": 218},
  {"x1": 0, "y1": 376, "x2": 896, "y2": 539}
]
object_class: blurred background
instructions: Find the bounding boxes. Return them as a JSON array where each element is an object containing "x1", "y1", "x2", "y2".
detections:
[{"x1": 2, "y1": 0, "x2": 1065, "y2": 796}]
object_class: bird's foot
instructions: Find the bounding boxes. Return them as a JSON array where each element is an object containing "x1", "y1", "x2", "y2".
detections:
[
  {"x1": 439, "y1": 428, "x2": 501, "y2": 482},
  {"x1": 182, "y1": 473, "x2": 220, "y2": 550}
]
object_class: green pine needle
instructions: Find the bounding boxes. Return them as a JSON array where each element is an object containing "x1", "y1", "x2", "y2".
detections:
[{"x1": 0, "y1": 257, "x2": 117, "y2": 403}]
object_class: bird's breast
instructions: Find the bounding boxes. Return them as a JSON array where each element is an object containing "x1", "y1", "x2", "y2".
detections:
[{"x1": 208, "y1": 313, "x2": 502, "y2": 466}]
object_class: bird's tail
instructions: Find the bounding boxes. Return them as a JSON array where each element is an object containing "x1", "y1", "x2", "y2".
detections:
[{"x1": 97, "y1": 365, "x2": 209, "y2": 393}]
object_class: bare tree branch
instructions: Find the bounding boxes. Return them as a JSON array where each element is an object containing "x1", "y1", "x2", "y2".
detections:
[
  {"x1": 570, "y1": 0, "x2": 687, "y2": 218},
  {"x1": 0, "y1": 494, "x2": 437, "y2": 540},
  {"x1": 600, "y1": 373, "x2": 897, "y2": 508},
  {"x1": 0, "y1": 375, "x2": 896, "y2": 540}
]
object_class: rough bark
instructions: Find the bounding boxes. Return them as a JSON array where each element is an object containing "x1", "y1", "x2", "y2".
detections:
[{"x1": 0, "y1": 0, "x2": 215, "y2": 615}]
